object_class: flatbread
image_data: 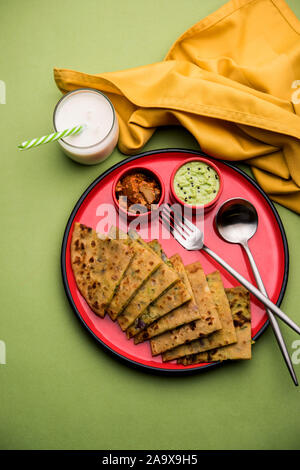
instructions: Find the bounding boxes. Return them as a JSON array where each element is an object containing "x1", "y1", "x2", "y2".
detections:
[
  {"x1": 128, "y1": 248, "x2": 191, "y2": 340},
  {"x1": 150, "y1": 260, "x2": 222, "y2": 356},
  {"x1": 134, "y1": 254, "x2": 198, "y2": 344},
  {"x1": 106, "y1": 240, "x2": 162, "y2": 320},
  {"x1": 117, "y1": 259, "x2": 179, "y2": 331},
  {"x1": 71, "y1": 223, "x2": 133, "y2": 317},
  {"x1": 129, "y1": 279, "x2": 191, "y2": 340},
  {"x1": 162, "y1": 271, "x2": 237, "y2": 361},
  {"x1": 179, "y1": 286, "x2": 251, "y2": 364}
]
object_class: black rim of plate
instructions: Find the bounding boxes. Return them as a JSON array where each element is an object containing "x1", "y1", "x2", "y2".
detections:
[{"x1": 61, "y1": 148, "x2": 289, "y2": 374}]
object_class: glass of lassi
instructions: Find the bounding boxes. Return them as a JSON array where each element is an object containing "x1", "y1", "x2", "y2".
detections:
[{"x1": 53, "y1": 88, "x2": 119, "y2": 164}]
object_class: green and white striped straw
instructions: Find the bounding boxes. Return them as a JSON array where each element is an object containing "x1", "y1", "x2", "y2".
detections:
[{"x1": 18, "y1": 124, "x2": 85, "y2": 150}]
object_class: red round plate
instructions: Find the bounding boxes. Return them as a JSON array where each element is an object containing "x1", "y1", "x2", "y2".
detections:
[{"x1": 61, "y1": 149, "x2": 289, "y2": 373}]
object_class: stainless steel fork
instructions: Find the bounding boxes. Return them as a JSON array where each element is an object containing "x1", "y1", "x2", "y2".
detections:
[{"x1": 159, "y1": 203, "x2": 300, "y2": 336}]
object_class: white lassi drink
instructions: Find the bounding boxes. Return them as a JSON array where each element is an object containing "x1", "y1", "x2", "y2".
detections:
[{"x1": 53, "y1": 88, "x2": 119, "y2": 164}]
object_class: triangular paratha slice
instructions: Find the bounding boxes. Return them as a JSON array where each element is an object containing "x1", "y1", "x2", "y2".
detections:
[
  {"x1": 162, "y1": 271, "x2": 237, "y2": 361},
  {"x1": 118, "y1": 245, "x2": 179, "y2": 331},
  {"x1": 128, "y1": 278, "x2": 191, "y2": 340},
  {"x1": 71, "y1": 223, "x2": 133, "y2": 317},
  {"x1": 106, "y1": 240, "x2": 162, "y2": 320},
  {"x1": 134, "y1": 254, "x2": 199, "y2": 344},
  {"x1": 127, "y1": 240, "x2": 190, "y2": 341},
  {"x1": 178, "y1": 286, "x2": 251, "y2": 364},
  {"x1": 150, "y1": 260, "x2": 222, "y2": 356}
]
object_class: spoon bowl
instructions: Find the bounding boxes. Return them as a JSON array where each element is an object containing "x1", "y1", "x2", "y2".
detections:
[
  {"x1": 215, "y1": 198, "x2": 258, "y2": 245},
  {"x1": 215, "y1": 197, "x2": 298, "y2": 386}
]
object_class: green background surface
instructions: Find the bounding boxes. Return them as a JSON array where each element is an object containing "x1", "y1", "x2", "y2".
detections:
[{"x1": 1, "y1": 0, "x2": 300, "y2": 450}]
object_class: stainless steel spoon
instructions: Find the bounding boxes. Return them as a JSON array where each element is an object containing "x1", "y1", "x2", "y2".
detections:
[{"x1": 215, "y1": 198, "x2": 298, "y2": 386}]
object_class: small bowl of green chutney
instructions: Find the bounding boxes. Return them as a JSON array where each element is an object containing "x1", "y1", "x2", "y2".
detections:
[{"x1": 170, "y1": 157, "x2": 223, "y2": 212}]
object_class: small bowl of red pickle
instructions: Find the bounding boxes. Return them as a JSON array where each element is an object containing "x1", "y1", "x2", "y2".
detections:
[{"x1": 113, "y1": 167, "x2": 165, "y2": 219}]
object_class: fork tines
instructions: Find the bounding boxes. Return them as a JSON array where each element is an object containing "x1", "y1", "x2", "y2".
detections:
[{"x1": 159, "y1": 203, "x2": 195, "y2": 241}]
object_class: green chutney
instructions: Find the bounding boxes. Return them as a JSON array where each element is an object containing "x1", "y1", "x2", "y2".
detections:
[{"x1": 174, "y1": 161, "x2": 220, "y2": 205}]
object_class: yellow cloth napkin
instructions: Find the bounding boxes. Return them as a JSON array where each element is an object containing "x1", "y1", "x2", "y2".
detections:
[{"x1": 54, "y1": 0, "x2": 300, "y2": 213}]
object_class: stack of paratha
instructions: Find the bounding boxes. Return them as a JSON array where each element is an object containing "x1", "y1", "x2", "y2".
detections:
[{"x1": 71, "y1": 223, "x2": 252, "y2": 365}]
